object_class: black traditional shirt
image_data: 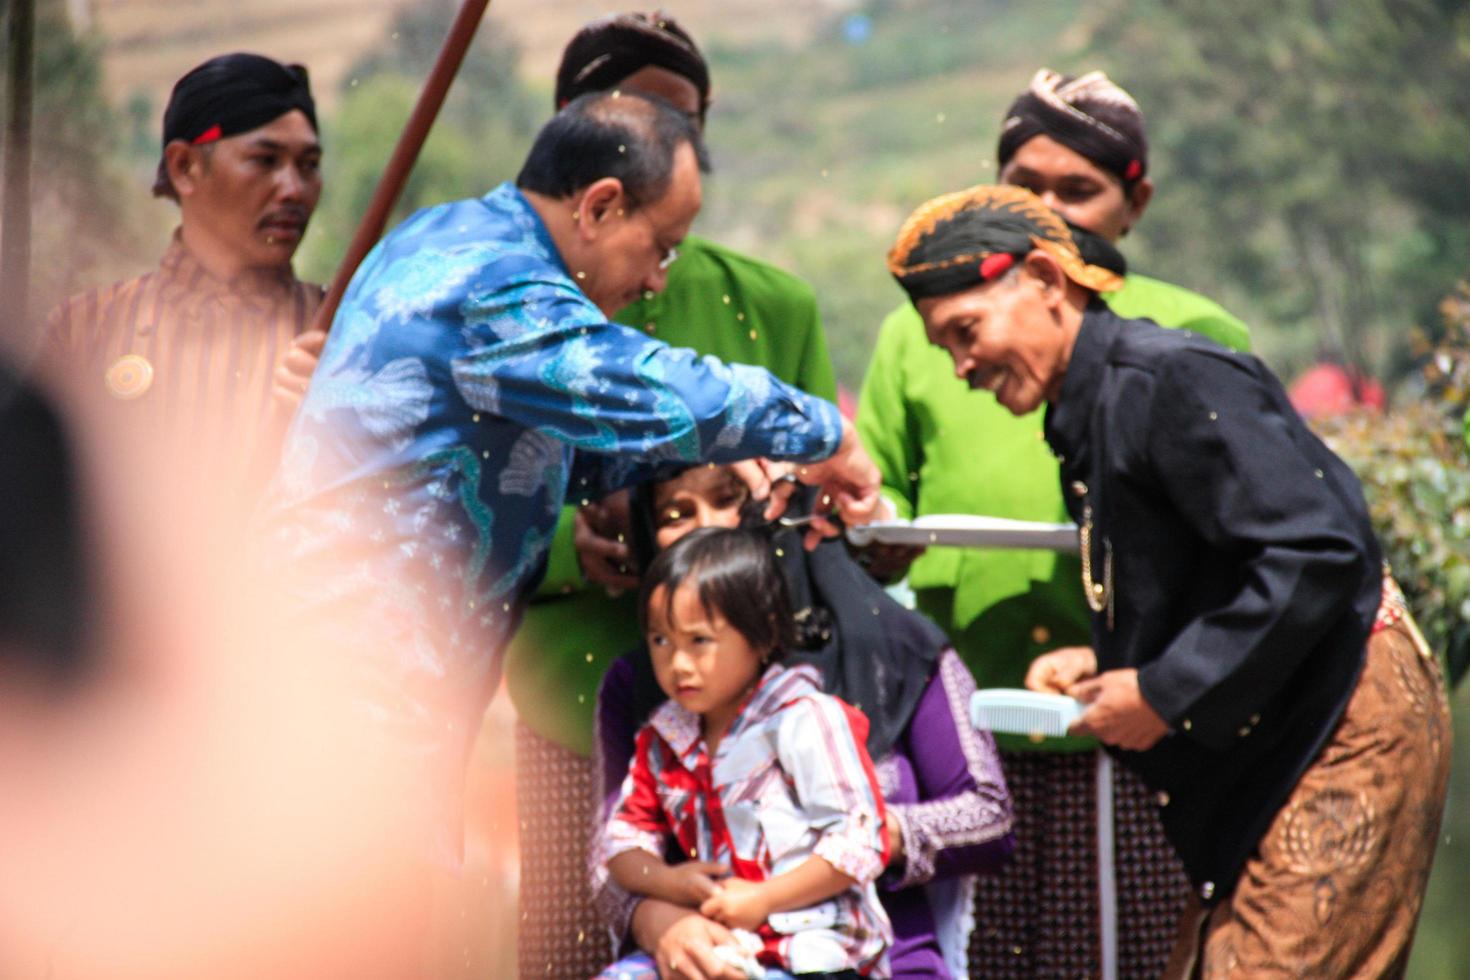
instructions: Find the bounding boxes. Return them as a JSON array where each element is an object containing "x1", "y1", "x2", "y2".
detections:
[{"x1": 1044, "y1": 304, "x2": 1381, "y2": 900}]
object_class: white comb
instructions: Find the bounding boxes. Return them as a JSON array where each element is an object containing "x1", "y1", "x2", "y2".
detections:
[{"x1": 970, "y1": 689, "x2": 1084, "y2": 739}]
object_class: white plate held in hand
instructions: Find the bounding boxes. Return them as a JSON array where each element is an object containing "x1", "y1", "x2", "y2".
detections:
[{"x1": 846, "y1": 514, "x2": 1079, "y2": 552}]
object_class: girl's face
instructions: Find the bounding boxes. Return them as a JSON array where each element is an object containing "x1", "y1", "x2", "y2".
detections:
[
  {"x1": 652, "y1": 466, "x2": 749, "y2": 552},
  {"x1": 646, "y1": 581, "x2": 766, "y2": 737}
]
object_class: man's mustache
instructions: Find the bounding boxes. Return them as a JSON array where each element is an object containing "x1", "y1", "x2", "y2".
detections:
[{"x1": 258, "y1": 206, "x2": 311, "y2": 230}]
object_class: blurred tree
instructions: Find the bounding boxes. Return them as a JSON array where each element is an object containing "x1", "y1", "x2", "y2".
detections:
[
  {"x1": 1089, "y1": 0, "x2": 1470, "y2": 376},
  {"x1": 1314, "y1": 278, "x2": 1470, "y2": 687},
  {"x1": 295, "y1": 1, "x2": 539, "y2": 283},
  {"x1": 1, "y1": 0, "x2": 151, "y2": 343}
]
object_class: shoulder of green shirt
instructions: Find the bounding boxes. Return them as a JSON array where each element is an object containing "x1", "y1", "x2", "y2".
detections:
[
  {"x1": 676, "y1": 233, "x2": 817, "y2": 290},
  {"x1": 1103, "y1": 272, "x2": 1253, "y2": 352},
  {"x1": 614, "y1": 235, "x2": 823, "y2": 330},
  {"x1": 876, "y1": 297, "x2": 922, "y2": 334}
]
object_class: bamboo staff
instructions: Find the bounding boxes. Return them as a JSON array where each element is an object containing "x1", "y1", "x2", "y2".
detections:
[
  {"x1": 310, "y1": 0, "x2": 494, "y2": 335},
  {"x1": 256, "y1": 0, "x2": 492, "y2": 491}
]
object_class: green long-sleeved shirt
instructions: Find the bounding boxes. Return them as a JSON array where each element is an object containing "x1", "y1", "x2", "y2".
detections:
[
  {"x1": 856, "y1": 273, "x2": 1251, "y2": 752},
  {"x1": 504, "y1": 235, "x2": 837, "y2": 755}
]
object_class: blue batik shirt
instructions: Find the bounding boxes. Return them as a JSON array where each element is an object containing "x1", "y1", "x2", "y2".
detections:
[{"x1": 262, "y1": 183, "x2": 841, "y2": 796}]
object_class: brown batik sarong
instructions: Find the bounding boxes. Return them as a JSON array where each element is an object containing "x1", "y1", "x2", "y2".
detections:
[
  {"x1": 514, "y1": 723, "x2": 612, "y2": 979},
  {"x1": 1165, "y1": 587, "x2": 1452, "y2": 980}
]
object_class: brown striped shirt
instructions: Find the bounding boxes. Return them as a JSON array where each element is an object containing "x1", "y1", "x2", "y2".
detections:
[{"x1": 42, "y1": 233, "x2": 323, "y2": 503}]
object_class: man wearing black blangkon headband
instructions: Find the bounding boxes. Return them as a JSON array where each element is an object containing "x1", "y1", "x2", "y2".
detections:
[
  {"x1": 42, "y1": 53, "x2": 327, "y2": 508},
  {"x1": 856, "y1": 69, "x2": 1254, "y2": 978},
  {"x1": 889, "y1": 184, "x2": 1449, "y2": 980}
]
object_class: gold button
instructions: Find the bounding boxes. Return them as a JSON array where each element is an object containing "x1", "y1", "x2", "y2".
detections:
[
  {"x1": 1182, "y1": 719, "x2": 1192, "y2": 731},
  {"x1": 1238, "y1": 726, "x2": 1251, "y2": 737},
  {"x1": 105, "y1": 354, "x2": 154, "y2": 400},
  {"x1": 1031, "y1": 625, "x2": 1051, "y2": 645},
  {"x1": 1157, "y1": 791, "x2": 1170, "y2": 807},
  {"x1": 1070, "y1": 481, "x2": 1088, "y2": 497}
]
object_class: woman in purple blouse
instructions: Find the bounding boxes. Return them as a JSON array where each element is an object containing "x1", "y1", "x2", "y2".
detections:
[{"x1": 592, "y1": 464, "x2": 1015, "y2": 979}]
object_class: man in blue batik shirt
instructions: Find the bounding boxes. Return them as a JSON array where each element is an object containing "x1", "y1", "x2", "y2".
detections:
[{"x1": 263, "y1": 91, "x2": 877, "y2": 852}]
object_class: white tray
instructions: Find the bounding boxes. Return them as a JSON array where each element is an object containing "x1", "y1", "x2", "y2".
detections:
[{"x1": 846, "y1": 514, "x2": 1078, "y2": 552}]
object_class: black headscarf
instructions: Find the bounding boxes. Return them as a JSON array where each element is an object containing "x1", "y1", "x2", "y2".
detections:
[
  {"x1": 161, "y1": 52, "x2": 315, "y2": 147},
  {"x1": 997, "y1": 69, "x2": 1148, "y2": 187},
  {"x1": 626, "y1": 481, "x2": 945, "y2": 760},
  {"x1": 555, "y1": 11, "x2": 711, "y2": 124},
  {"x1": 887, "y1": 184, "x2": 1124, "y2": 303}
]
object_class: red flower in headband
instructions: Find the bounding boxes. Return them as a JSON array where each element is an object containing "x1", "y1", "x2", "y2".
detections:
[
  {"x1": 191, "y1": 124, "x2": 223, "y2": 146},
  {"x1": 1124, "y1": 159, "x2": 1143, "y2": 181},
  {"x1": 979, "y1": 253, "x2": 1015, "y2": 281}
]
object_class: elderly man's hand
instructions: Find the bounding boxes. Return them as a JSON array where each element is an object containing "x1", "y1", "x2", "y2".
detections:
[
  {"x1": 1067, "y1": 668, "x2": 1170, "y2": 751},
  {"x1": 850, "y1": 497, "x2": 924, "y2": 582},
  {"x1": 1024, "y1": 646, "x2": 1098, "y2": 695},
  {"x1": 575, "y1": 490, "x2": 638, "y2": 593},
  {"x1": 272, "y1": 329, "x2": 327, "y2": 410}
]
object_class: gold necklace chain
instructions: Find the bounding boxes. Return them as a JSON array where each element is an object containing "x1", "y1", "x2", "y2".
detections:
[{"x1": 1079, "y1": 501, "x2": 1115, "y2": 629}]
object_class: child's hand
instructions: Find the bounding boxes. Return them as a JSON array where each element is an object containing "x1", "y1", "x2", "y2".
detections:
[
  {"x1": 700, "y1": 878, "x2": 770, "y2": 932},
  {"x1": 660, "y1": 860, "x2": 728, "y2": 907}
]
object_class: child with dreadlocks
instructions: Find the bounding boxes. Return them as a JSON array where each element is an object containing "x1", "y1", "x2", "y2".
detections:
[{"x1": 594, "y1": 527, "x2": 892, "y2": 979}]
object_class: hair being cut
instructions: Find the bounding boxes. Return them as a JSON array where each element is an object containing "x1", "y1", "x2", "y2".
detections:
[
  {"x1": 516, "y1": 90, "x2": 709, "y2": 208},
  {"x1": 639, "y1": 525, "x2": 795, "y2": 659}
]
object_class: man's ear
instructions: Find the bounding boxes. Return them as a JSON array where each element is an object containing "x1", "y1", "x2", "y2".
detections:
[
  {"x1": 573, "y1": 178, "x2": 628, "y2": 242},
  {"x1": 163, "y1": 141, "x2": 200, "y2": 199},
  {"x1": 1022, "y1": 249, "x2": 1068, "y2": 304},
  {"x1": 1121, "y1": 177, "x2": 1154, "y2": 237}
]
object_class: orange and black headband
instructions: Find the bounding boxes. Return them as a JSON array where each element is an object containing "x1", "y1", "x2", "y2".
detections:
[{"x1": 887, "y1": 185, "x2": 1124, "y2": 302}]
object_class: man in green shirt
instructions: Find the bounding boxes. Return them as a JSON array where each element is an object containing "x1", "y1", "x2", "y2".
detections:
[
  {"x1": 857, "y1": 68, "x2": 1252, "y2": 979},
  {"x1": 505, "y1": 15, "x2": 837, "y2": 977}
]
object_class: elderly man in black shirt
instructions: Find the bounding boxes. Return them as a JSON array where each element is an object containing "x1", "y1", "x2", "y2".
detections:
[{"x1": 886, "y1": 184, "x2": 1451, "y2": 978}]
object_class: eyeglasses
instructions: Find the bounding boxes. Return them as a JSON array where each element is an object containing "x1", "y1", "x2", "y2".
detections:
[{"x1": 628, "y1": 202, "x2": 680, "y2": 273}]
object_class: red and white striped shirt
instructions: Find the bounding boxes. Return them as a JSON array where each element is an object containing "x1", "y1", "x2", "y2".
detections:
[{"x1": 598, "y1": 663, "x2": 893, "y2": 976}]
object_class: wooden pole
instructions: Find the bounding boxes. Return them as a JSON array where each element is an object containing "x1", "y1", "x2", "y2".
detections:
[
  {"x1": 310, "y1": 0, "x2": 494, "y2": 335},
  {"x1": 2, "y1": 0, "x2": 36, "y2": 329}
]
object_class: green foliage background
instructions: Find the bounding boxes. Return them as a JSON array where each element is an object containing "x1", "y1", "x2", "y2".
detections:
[{"x1": 8, "y1": 0, "x2": 1470, "y2": 974}]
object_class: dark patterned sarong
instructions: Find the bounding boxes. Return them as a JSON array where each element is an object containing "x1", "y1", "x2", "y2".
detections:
[
  {"x1": 969, "y1": 748, "x2": 1190, "y2": 978},
  {"x1": 515, "y1": 723, "x2": 612, "y2": 979}
]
